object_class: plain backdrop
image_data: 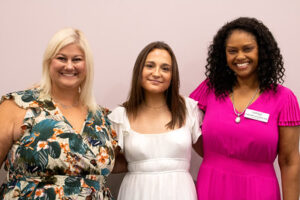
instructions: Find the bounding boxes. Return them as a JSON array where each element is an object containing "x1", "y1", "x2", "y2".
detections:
[{"x1": 0, "y1": 0, "x2": 299, "y2": 198}]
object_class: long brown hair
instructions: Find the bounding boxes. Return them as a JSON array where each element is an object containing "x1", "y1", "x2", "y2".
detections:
[{"x1": 123, "y1": 41, "x2": 186, "y2": 129}]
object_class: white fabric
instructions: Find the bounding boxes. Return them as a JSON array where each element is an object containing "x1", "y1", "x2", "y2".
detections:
[{"x1": 108, "y1": 97, "x2": 202, "y2": 200}]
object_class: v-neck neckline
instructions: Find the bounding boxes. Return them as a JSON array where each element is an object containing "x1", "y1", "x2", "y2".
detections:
[
  {"x1": 227, "y1": 90, "x2": 264, "y2": 112},
  {"x1": 52, "y1": 99, "x2": 90, "y2": 134}
]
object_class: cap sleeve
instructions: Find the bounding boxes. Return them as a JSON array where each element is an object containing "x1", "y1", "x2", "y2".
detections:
[
  {"x1": 108, "y1": 106, "x2": 129, "y2": 151},
  {"x1": 278, "y1": 88, "x2": 300, "y2": 126},
  {"x1": 0, "y1": 89, "x2": 41, "y2": 133},
  {"x1": 189, "y1": 80, "x2": 210, "y2": 112},
  {"x1": 0, "y1": 89, "x2": 39, "y2": 109},
  {"x1": 185, "y1": 97, "x2": 203, "y2": 144}
]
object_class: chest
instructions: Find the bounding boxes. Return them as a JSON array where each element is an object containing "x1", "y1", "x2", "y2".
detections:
[
  {"x1": 124, "y1": 127, "x2": 192, "y2": 161},
  {"x1": 201, "y1": 93, "x2": 283, "y2": 160},
  {"x1": 129, "y1": 111, "x2": 173, "y2": 134}
]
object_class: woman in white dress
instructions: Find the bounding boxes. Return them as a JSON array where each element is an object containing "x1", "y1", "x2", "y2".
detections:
[{"x1": 109, "y1": 41, "x2": 202, "y2": 200}]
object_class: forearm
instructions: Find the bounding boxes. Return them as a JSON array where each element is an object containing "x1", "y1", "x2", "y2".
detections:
[
  {"x1": 280, "y1": 162, "x2": 300, "y2": 200},
  {"x1": 112, "y1": 152, "x2": 128, "y2": 174},
  {"x1": 192, "y1": 135, "x2": 203, "y2": 157}
]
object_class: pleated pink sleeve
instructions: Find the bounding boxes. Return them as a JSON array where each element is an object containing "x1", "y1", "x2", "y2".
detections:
[
  {"x1": 278, "y1": 87, "x2": 300, "y2": 126},
  {"x1": 189, "y1": 80, "x2": 210, "y2": 112}
]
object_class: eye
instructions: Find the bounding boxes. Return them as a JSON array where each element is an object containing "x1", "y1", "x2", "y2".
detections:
[
  {"x1": 161, "y1": 66, "x2": 171, "y2": 71},
  {"x1": 227, "y1": 49, "x2": 237, "y2": 54},
  {"x1": 72, "y1": 57, "x2": 83, "y2": 62},
  {"x1": 243, "y1": 46, "x2": 254, "y2": 52},
  {"x1": 145, "y1": 64, "x2": 154, "y2": 68},
  {"x1": 56, "y1": 56, "x2": 66, "y2": 61}
]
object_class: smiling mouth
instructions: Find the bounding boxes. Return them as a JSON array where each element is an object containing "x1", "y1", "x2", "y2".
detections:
[
  {"x1": 148, "y1": 79, "x2": 162, "y2": 84},
  {"x1": 60, "y1": 72, "x2": 78, "y2": 77},
  {"x1": 236, "y1": 63, "x2": 249, "y2": 69}
]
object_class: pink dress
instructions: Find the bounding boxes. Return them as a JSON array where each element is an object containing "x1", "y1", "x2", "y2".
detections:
[{"x1": 190, "y1": 80, "x2": 300, "y2": 200}]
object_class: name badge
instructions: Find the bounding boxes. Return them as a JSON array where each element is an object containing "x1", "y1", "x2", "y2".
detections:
[{"x1": 244, "y1": 109, "x2": 269, "y2": 123}]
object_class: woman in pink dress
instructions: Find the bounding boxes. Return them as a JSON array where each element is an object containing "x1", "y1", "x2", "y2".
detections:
[{"x1": 190, "y1": 17, "x2": 300, "y2": 200}]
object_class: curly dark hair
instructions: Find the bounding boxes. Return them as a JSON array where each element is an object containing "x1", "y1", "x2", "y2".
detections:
[{"x1": 205, "y1": 17, "x2": 285, "y2": 98}]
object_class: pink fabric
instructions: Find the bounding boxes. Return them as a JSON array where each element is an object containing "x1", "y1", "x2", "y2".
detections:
[{"x1": 190, "y1": 80, "x2": 300, "y2": 200}]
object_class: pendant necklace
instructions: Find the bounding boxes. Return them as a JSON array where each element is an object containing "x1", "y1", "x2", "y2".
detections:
[{"x1": 231, "y1": 88, "x2": 259, "y2": 123}]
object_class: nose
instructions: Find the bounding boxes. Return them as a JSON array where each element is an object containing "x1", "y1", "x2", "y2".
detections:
[
  {"x1": 236, "y1": 51, "x2": 246, "y2": 60},
  {"x1": 152, "y1": 66, "x2": 161, "y2": 77},
  {"x1": 65, "y1": 59, "x2": 74, "y2": 70}
]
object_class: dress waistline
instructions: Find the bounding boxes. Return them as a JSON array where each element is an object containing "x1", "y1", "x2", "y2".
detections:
[
  {"x1": 128, "y1": 158, "x2": 190, "y2": 173},
  {"x1": 203, "y1": 152, "x2": 276, "y2": 178}
]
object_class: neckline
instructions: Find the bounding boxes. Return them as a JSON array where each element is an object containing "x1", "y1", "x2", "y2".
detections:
[
  {"x1": 129, "y1": 126, "x2": 185, "y2": 136},
  {"x1": 228, "y1": 90, "x2": 263, "y2": 112},
  {"x1": 52, "y1": 99, "x2": 90, "y2": 134},
  {"x1": 123, "y1": 108, "x2": 185, "y2": 135}
]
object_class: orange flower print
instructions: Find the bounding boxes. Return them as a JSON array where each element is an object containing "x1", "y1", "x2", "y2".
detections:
[
  {"x1": 49, "y1": 128, "x2": 64, "y2": 141},
  {"x1": 86, "y1": 120, "x2": 94, "y2": 127},
  {"x1": 95, "y1": 125, "x2": 102, "y2": 132},
  {"x1": 34, "y1": 189, "x2": 45, "y2": 198},
  {"x1": 112, "y1": 140, "x2": 117, "y2": 146},
  {"x1": 29, "y1": 101, "x2": 39, "y2": 107},
  {"x1": 54, "y1": 186, "x2": 64, "y2": 198},
  {"x1": 53, "y1": 128, "x2": 63, "y2": 135},
  {"x1": 98, "y1": 156, "x2": 107, "y2": 164},
  {"x1": 111, "y1": 129, "x2": 117, "y2": 138},
  {"x1": 37, "y1": 141, "x2": 49, "y2": 151}
]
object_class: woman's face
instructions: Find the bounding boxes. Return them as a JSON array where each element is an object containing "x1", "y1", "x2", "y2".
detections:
[
  {"x1": 141, "y1": 48, "x2": 172, "y2": 95},
  {"x1": 225, "y1": 30, "x2": 259, "y2": 81},
  {"x1": 49, "y1": 43, "x2": 86, "y2": 91}
]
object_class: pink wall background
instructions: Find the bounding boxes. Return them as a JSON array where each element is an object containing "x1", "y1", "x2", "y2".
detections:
[{"x1": 1, "y1": 0, "x2": 299, "y2": 198}]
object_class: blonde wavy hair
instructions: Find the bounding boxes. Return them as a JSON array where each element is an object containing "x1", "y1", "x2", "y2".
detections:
[{"x1": 40, "y1": 28, "x2": 98, "y2": 113}]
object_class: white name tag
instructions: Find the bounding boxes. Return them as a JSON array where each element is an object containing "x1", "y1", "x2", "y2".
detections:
[{"x1": 244, "y1": 109, "x2": 269, "y2": 123}]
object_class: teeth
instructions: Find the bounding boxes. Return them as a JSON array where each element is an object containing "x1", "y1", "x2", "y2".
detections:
[
  {"x1": 61, "y1": 73, "x2": 76, "y2": 76},
  {"x1": 237, "y1": 63, "x2": 248, "y2": 67}
]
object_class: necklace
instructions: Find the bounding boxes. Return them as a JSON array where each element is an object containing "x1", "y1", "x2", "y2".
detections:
[
  {"x1": 144, "y1": 103, "x2": 167, "y2": 110},
  {"x1": 232, "y1": 88, "x2": 259, "y2": 123},
  {"x1": 53, "y1": 99, "x2": 79, "y2": 109}
]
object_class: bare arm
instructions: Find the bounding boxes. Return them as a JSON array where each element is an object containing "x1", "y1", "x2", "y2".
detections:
[
  {"x1": 193, "y1": 135, "x2": 203, "y2": 157},
  {"x1": 0, "y1": 100, "x2": 25, "y2": 167},
  {"x1": 278, "y1": 126, "x2": 300, "y2": 200},
  {"x1": 112, "y1": 146, "x2": 128, "y2": 173},
  {"x1": 192, "y1": 108, "x2": 204, "y2": 157}
]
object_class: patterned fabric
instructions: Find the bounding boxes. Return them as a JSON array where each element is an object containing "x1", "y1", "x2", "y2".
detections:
[{"x1": 0, "y1": 88, "x2": 117, "y2": 200}]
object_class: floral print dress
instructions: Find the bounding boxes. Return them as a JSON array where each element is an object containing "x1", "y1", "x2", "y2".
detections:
[{"x1": 0, "y1": 88, "x2": 117, "y2": 200}]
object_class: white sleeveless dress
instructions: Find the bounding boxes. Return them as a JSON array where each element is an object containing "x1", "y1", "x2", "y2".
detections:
[{"x1": 108, "y1": 97, "x2": 202, "y2": 200}]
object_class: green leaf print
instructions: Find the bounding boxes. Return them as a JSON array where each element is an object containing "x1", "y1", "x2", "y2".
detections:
[
  {"x1": 84, "y1": 178, "x2": 100, "y2": 190},
  {"x1": 58, "y1": 133, "x2": 92, "y2": 155},
  {"x1": 20, "y1": 90, "x2": 36, "y2": 102},
  {"x1": 48, "y1": 142, "x2": 61, "y2": 159},
  {"x1": 32, "y1": 119, "x2": 59, "y2": 141},
  {"x1": 63, "y1": 177, "x2": 81, "y2": 195},
  {"x1": 42, "y1": 99, "x2": 56, "y2": 111},
  {"x1": 44, "y1": 188, "x2": 56, "y2": 200},
  {"x1": 35, "y1": 149, "x2": 49, "y2": 171}
]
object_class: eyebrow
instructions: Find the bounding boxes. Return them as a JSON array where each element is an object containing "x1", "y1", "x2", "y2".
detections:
[
  {"x1": 56, "y1": 53, "x2": 84, "y2": 57},
  {"x1": 145, "y1": 61, "x2": 155, "y2": 64},
  {"x1": 226, "y1": 44, "x2": 256, "y2": 48}
]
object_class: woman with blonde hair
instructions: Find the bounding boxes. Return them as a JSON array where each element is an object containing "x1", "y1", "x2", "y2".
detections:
[{"x1": 0, "y1": 28, "x2": 116, "y2": 199}]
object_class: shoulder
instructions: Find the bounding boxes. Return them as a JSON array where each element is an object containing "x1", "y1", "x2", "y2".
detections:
[
  {"x1": 276, "y1": 85, "x2": 297, "y2": 96},
  {"x1": 189, "y1": 80, "x2": 213, "y2": 111},
  {"x1": 183, "y1": 96, "x2": 198, "y2": 108},
  {"x1": 265, "y1": 85, "x2": 298, "y2": 102},
  {"x1": 0, "y1": 99, "x2": 25, "y2": 117},
  {"x1": 189, "y1": 79, "x2": 212, "y2": 101},
  {"x1": 1, "y1": 87, "x2": 42, "y2": 110},
  {"x1": 183, "y1": 96, "x2": 200, "y2": 116},
  {"x1": 108, "y1": 106, "x2": 126, "y2": 124}
]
